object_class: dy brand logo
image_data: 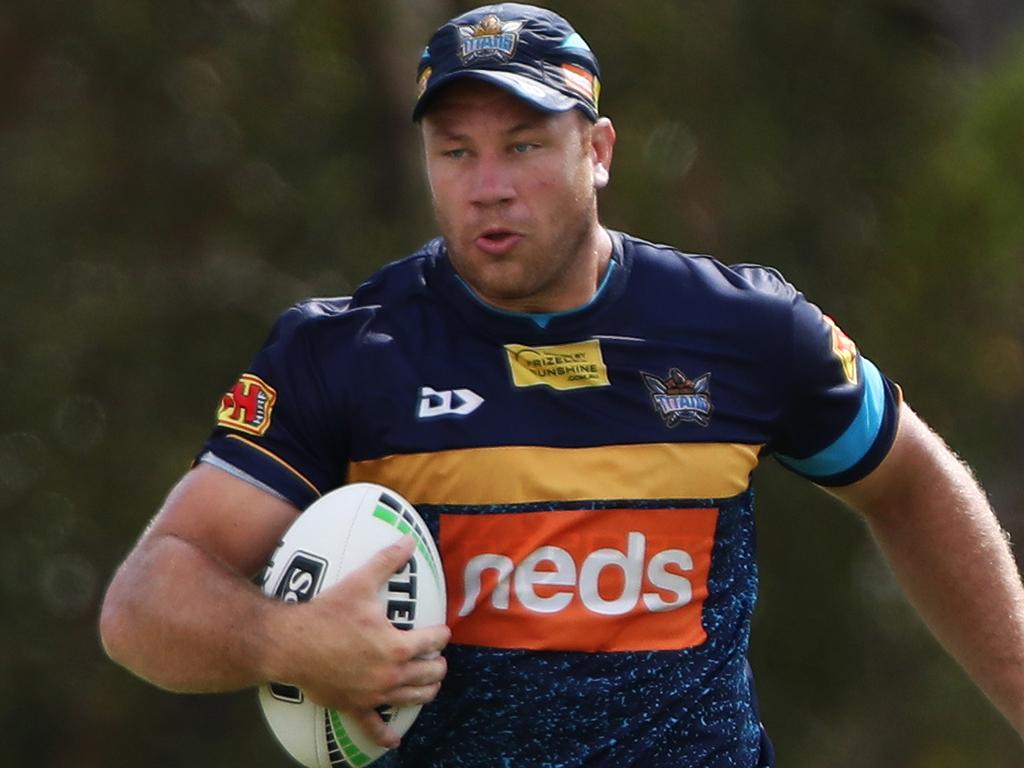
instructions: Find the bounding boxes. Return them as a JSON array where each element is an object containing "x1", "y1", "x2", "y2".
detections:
[{"x1": 417, "y1": 387, "x2": 484, "y2": 419}]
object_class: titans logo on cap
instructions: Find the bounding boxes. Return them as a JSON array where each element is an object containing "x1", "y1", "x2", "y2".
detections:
[
  {"x1": 413, "y1": 3, "x2": 603, "y2": 122},
  {"x1": 456, "y1": 15, "x2": 526, "y2": 64}
]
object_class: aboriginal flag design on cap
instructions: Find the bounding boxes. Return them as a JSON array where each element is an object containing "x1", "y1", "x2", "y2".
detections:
[{"x1": 413, "y1": 3, "x2": 602, "y2": 122}]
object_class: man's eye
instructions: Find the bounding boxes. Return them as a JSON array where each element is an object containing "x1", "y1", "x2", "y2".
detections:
[
  {"x1": 512, "y1": 142, "x2": 538, "y2": 153},
  {"x1": 444, "y1": 148, "x2": 468, "y2": 159}
]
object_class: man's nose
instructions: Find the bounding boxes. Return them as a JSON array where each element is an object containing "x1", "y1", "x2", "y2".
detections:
[{"x1": 469, "y1": 154, "x2": 515, "y2": 207}]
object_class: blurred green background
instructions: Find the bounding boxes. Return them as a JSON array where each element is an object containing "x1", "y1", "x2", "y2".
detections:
[{"x1": 3, "y1": 0, "x2": 1023, "y2": 765}]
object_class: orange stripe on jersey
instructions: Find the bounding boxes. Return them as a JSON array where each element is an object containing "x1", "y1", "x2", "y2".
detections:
[
  {"x1": 347, "y1": 442, "x2": 761, "y2": 505},
  {"x1": 440, "y1": 507, "x2": 718, "y2": 652},
  {"x1": 225, "y1": 434, "x2": 322, "y2": 497}
]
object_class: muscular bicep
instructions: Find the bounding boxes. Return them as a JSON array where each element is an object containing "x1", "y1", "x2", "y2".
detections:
[
  {"x1": 828, "y1": 402, "x2": 974, "y2": 520},
  {"x1": 141, "y1": 462, "x2": 300, "y2": 578}
]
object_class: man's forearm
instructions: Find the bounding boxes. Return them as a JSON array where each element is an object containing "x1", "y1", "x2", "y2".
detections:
[
  {"x1": 840, "y1": 407, "x2": 1024, "y2": 734},
  {"x1": 865, "y1": 480, "x2": 1024, "y2": 731},
  {"x1": 100, "y1": 532, "x2": 282, "y2": 692}
]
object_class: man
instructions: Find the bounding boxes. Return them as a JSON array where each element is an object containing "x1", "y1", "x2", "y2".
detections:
[{"x1": 100, "y1": 4, "x2": 1024, "y2": 766}]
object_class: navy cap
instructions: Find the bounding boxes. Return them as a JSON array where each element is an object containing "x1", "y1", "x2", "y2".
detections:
[{"x1": 413, "y1": 3, "x2": 602, "y2": 122}]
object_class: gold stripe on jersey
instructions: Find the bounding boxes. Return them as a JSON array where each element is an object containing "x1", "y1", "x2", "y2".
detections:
[{"x1": 347, "y1": 442, "x2": 762, "y2": 505}]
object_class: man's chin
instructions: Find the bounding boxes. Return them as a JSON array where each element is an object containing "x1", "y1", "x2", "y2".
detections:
[{"x1": 465, "y1": 273, "x2": 541, "y2": 310}]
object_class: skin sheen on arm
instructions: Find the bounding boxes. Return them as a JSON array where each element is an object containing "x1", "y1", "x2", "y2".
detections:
[
  {"x1": 831, "y1": 403, "x2": 1024, "y2": 736},
  {"x1": 99, "y1": 463, "x2": 303, "y2": 692}
]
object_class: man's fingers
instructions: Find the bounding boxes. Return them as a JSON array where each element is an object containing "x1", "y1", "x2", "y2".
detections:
[
  {"x1": 403, "y1": 623, "x2": 452, "y2": 659},
  {"x1": 394, "y1": 655, "x2": 447, "y2": 688},
  {"x1": 352, "y1": 709, "x2": 401, "y2": 749},
  {"x1": 360, "y1": 536, "x2": 417, "y2": 586},
  {"x1": 384, "y1": 681, "x2": 443, "y2": 707}
]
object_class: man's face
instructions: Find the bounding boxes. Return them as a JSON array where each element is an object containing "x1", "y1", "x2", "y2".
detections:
[{"x1": 421, "y1": 80, "x2": 614, "y2": 313}]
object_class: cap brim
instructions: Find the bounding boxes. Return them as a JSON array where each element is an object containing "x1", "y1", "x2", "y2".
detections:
[{"x1": 413, "y1": 70, "x2": 581, "y2": 121}]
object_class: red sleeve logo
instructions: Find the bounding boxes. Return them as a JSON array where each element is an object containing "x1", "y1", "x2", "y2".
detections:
[{"x1": 217, "y1": 374, "x2": 277, "y2": 436}]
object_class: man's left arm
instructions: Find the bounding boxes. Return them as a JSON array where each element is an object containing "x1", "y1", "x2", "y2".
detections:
[{"x1": 831, "y1": 402, "x2": 1024, "y2": 735}]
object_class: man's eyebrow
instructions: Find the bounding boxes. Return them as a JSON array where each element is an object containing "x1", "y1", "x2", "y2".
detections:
[
  {"x1": 506, "y1": 119, "x2": 547, "y2": 134},
  {"x1": 424, "y1": 115, "x2": 550, "y2": 141},
  {"x1": 431, "y1": 127, "x2": 470, "y2": 142}
]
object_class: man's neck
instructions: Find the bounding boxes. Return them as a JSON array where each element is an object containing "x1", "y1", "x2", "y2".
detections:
[{"x1": 475, "y1": 225, "x2": 613, "y2": 315}]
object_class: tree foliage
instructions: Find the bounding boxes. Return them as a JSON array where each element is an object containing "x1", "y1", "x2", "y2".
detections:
[{"x1": 1, "y1": 1, "x2": 1022, "y2": 765}]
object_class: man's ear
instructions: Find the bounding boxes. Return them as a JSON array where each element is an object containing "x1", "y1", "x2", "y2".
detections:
[{"x1": 591, "y1": 117, "x2": 616, "y2": 190}]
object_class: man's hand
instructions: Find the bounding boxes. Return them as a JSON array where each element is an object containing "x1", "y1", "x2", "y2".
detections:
[{"x1": 272, "y1": 536, "x2": 450, "y2": 748}]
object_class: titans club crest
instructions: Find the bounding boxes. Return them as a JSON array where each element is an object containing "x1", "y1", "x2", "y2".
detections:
[
  {"x1": 456, "y1": 15, "x2": 525, "y2": 63},
  {"x1": 641, "y1": 368, "x2": 713, "y2": 428}
]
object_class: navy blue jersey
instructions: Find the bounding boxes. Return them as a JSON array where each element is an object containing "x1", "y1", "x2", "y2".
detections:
[{"x1": 202, "y1": 231, "x2": 900, "y2": 768}]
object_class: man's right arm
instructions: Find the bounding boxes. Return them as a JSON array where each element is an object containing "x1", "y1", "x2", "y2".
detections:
[{"x1": 99, "y1": 463, "x2": 450, "y2": 747}]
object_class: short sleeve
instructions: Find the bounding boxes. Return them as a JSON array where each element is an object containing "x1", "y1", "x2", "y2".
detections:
[
  {"x1": 769, "y1": 290, "x2": 902, "y2": 487},
  {"x1": 197, "y1": 300, "x2": 352, "y2": 508}
]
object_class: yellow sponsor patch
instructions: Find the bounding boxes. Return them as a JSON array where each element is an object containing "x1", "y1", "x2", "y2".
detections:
[
  {"x1": 504, "y1": 339, "x2": 610, "y2": 391},
  {"x1": 217, "y1": 373, "x2": 277, "y2": 436},
  {"x1": 823, "y1": 315, "x2": 859, "y2": 385}
]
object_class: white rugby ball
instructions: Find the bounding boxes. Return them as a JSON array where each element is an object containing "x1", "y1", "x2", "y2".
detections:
[{"x1": 258, "y1": 482, "x2": 446, "y2": 768}]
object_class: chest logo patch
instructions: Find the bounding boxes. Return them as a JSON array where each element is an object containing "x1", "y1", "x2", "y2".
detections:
[
  {"x1": 642, "y1": 368, "x2": 713, "y2": 427},
  {"x1": 417, "y1": 386, "x2": 484, "y2": 418},
  {"x1": 504, "y1": 339, "x2": 610, "y2": 391},
  {"x1": 440, "y1": 507, "x2": 718, "y2": 652}
]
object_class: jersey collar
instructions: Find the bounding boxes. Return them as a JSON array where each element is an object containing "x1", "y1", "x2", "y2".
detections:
[{"x1": 426, "y1": 230, "x2": 631, "y2": 342}]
